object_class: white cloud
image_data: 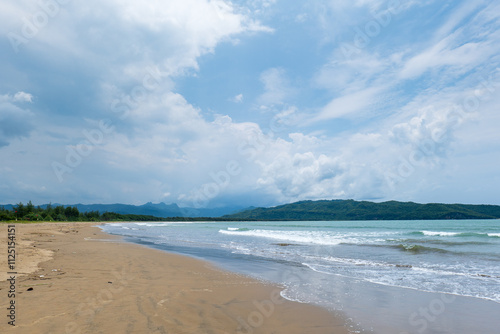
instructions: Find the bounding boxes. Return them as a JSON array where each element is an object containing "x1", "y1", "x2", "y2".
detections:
[
  {"x1": 314, "y1": 51, "x2": 390, "y2": 93},
  {"x1": 3, "y1": 0, "x2": 272, "y2": 95},
  {"x1": 400, "y1": 2, "x2": 499, "y2": 80},
  {"x1": 230, "y1": 93, "x2": 244, "y2": 103},
  {"x1": 257, "y1": 150, "x2": 346, "y2": 201},
  {"x1": 311, "y1": 0, "x2": 500, "y2": 126},
  {"x1": 433, "y1": 1, "x2": 484, "y2": 41},
  {"x1": 388, "y1": 105, "x2": 461, "y2": 166},
  {"x1": 399, "y1": 37, "x2": 490, "y2": 80},
  {"x1": 310, "y1": 86, "x2": 384, "y2": 122},
  {"x1": 309, "y1": 47, "x2": 399, "y2": 124},
  {"x1": 114, "y1": 0, "x2": 268, "y2": 51},
  {"x1": 257, "y1": 67, "x2": 293, "y2": 107},
  {"x1": 13, "y1": 91, "x2": 33, "y2": 103}
]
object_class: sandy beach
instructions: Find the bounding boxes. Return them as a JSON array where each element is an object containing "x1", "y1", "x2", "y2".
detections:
[{"x1": 0, "y1": 222, "x2": 349, "y2": 334}]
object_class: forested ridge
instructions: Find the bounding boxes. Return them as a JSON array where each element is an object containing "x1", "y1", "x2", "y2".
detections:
[{"x1": 224, "y1": 200, "x2": 500, "y2": 221}]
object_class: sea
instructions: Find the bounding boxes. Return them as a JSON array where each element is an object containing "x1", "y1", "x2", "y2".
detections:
[{"x1": 100, "y1": 219, "x2": 500, "y2": 334}]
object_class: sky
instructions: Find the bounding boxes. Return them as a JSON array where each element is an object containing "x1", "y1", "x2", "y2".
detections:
[{"x1": 1, "y1": 0, "x2": 499, "y2": 208}]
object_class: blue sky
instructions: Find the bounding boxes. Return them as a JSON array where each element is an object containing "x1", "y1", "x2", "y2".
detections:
[{"x1": 1, "y1": 0, "x2": 499, "y2": 207}]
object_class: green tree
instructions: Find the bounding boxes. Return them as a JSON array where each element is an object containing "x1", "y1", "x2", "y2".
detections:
[
  {"x1": 102, "y1": 212, "x2": 122, "y2": 221},
  {"x1": 55, "y1": 213, "x2": 67, "y2": 221},
  {"x1": 84, "y1": 210, "x2": 100, "y2": 221},
  {"x1": 54, "y1": 205, "x2": 64, "y2": 216},
  {"x1": 45, "y1": 203, "x2": 54, "y2": 217},
  {"x1": 14, "y1": 202, "x2": 26, "y2": 219},
  {"x1": 26, "y1": 200, "x2": 35, "y2": 214},
  {"x1": 0, "y1": 206, "x2": 14, "y2": 221},
  {"x1": 64, "y1": 206, "x2": 80, "y2": 221}
]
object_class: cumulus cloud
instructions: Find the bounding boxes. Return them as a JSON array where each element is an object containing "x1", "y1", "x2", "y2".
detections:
[
  {"x1": 389, "y1": 105, "x2": 460, "y2": 159},
  {"x1": 250, "y1": 130, "x2": 391, "y2": 203},
  {"x1": 257, "y1": 150, "x2": 345, "y2": 200}
]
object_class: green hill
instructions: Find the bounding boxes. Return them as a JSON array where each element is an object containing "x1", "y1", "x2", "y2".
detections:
[{"x1": 224, "y1": 200, "x2": 500, "y2": 221}]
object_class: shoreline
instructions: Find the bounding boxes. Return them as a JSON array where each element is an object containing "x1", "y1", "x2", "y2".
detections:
[
  {"x1": 99, "y1": 220, "x2": 500, "y2": 334},
  {"x1": 0, "y1": 222, "x2": 351, "y2": 333}
]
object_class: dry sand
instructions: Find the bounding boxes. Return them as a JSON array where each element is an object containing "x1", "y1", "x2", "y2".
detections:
[{"x1": 0, "y1": 222, "x2": 350, "y2": 334}]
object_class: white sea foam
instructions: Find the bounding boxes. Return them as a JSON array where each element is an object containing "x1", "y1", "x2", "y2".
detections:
[
  {"x1": 422, "y1": 231, "x2": 459, "y2": 237},
  {"x1": 134, "y1": 222, "x2": 198, "y2": 227},
  {"x1": 304, "y1": 262, "x2": 500, "y2": 303},
  {"x1": 319, "y1": 256, "x2": 491, "y2": 279},
  {"x1": 230, "y1": 245, "x2": 253, "y2": 255},
  {"x1": 421, "y1": 231, "x2": 500, "y2": 238},
  {"x1": 219, "y1": 229, "x2": 345, "y2": 245},
  {"x1": 322, "y1": 256, "x2": 395, "y2": 268},
  {"x1": 218, "y1": 229, "x2": 394, "y2": 246}
]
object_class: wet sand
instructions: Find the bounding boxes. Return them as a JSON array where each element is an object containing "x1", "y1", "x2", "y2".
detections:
[{"x1": 0, "y1": 222, "x2": 350, "y2": 333}]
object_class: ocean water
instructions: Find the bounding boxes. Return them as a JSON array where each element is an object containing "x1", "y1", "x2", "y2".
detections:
[{"x1": 101, "y1": 220, "x2": 500, "y2": 333}]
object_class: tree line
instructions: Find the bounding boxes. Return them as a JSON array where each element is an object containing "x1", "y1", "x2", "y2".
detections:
[
  {"x1": 0, "y1": 201, "x2": 173, "y2": 222},
  {"x1": 0, "y1": 201, "x2": 103, "y2": 222},
  {"x1": 0, "y1": 201, "x2": 239, "y2": 222}
]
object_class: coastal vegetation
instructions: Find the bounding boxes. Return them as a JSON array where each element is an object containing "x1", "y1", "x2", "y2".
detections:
[{"x1": 0, "y1": 201, "x2": 167, "y2": 222}]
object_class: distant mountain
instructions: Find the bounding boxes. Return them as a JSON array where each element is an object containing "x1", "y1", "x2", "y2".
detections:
[
  {"x1": 223, "y1": 200, "x2": 500, "y2": 221},
  {"x1": 73, "y1": 202, "x2": 184, "y2": 217},
  {"x1": 2, "y1": 204, "x2": 14, "y2": 211},
  {"x1": 1, "y1": 202, "x2": 248, "y2": 218}
]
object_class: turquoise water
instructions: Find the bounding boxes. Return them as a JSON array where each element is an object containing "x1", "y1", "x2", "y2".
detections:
[{"x1": 101, "y1": 220, "x2": 500, "y2": 333}]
